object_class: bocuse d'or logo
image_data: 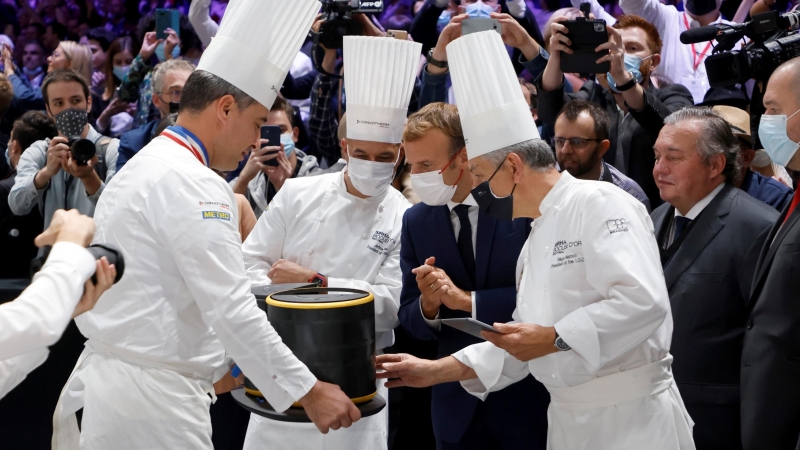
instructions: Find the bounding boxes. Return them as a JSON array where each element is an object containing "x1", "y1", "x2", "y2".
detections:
[{"x1": 553, "y1": 239, "x2": 581, "y2": 255}]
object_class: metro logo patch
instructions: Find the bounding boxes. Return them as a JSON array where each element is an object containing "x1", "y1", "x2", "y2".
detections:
[{"x1": 202, "y1": 211, "x2": 231, "y2": 221}]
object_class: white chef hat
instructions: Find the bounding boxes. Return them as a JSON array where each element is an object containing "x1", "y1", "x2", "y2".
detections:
[
  {"x1": 448, "y1": 31, "x2": 540, "y2": 160},
  {"x1": 343, "y1": 36, "x2": 422, "y2": 144},
  {"x1": 196, "y1": 0, "x2": 320, "y2": 109}
]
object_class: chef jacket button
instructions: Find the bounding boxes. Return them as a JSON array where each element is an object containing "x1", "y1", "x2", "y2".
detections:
[
  {"x1": 746, "y1": 320, "x2": 753, "y2": 330},
  {"x1": 551, "y1": 374, "x2": 557, "y2": 379}
]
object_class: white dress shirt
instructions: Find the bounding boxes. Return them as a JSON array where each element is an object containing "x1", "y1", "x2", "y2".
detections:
[
  {"x1": 666, "y1": 182, "x2": 725, "y2": 246},
  {"x1": 422, "y1": 194, "x2": 480, "y2": 328},
  {"x1": 0, "y1": 242, "x2": 95, "y2": 399},
  {"x1": 618, "y1": 0, "x2": 739, "y2": 103}
]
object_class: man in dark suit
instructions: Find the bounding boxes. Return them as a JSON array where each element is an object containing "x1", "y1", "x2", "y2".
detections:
[
  {"x1": 398, "y1": 103, "x2": 549, "y2": 449},
  {"x1": 651, "y1": 107, "x2": 778, "y2": 450},
  {"x1": 536, "y1": 14, "x2": 694, "y2": 209},
  {"x1": 741, "y1": 57, "x2": 800, "y2": 450}
]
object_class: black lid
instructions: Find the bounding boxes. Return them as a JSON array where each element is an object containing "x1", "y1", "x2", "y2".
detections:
[
  {"x1": 272, "y1": 288, "x2": 369, "y2": 304},
  {"x1": 252, "y1": 283, "x2": 315, "y2": 300}
]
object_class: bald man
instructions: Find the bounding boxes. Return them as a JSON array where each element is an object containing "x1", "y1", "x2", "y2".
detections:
[{"x1": 740, "y1": 56, "x2": 800, "y2": 450}]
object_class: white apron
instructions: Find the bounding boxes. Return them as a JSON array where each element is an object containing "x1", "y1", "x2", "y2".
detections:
[{"x1": 52, "y1": 340, "x2": 220, "y2": 450}]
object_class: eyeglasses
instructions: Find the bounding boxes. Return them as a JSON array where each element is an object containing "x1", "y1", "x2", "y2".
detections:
[
  {"x1": 553, "y1": 137, "x2": 599, "y2": 150},
  {"x1": 158, "y1": 89, "x2": 182, "y2": 103}
]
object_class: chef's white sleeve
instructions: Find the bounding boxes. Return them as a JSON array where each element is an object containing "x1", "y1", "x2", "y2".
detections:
[
  {"x1": 0, "y1": 242, "x2": 95, "y2": 361},
  {"x1": 451, "y1": 339, "x2": 530, "y2": 401},
  {"x1": 328, "y1": 241, "x2": 402, "y2": 333},
  {"x1": 157, "y1": 182, "x2": 316, "y2": 412},
  {"x1": 554, "y1": 189, "x2": 669, "y2": 374},
  {"x1": 619, "y1": 0, "x2": 674, "y2": 32},
  {"x1": 0, "y1": 349, "x2": 49, "y2": 399},
  {"x1": 242, "y1": 187, "x2": 291, "y2": 287}
]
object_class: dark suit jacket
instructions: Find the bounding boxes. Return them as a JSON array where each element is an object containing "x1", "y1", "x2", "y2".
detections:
[
  {"x1": 651, "y1": 185, "x2": 776, "y2": 449},
  {"x1": 398, "y1": 203, "x2": 549, "y2": 445},
  {"x1": 116, "y1": 119, "x2": 159, "y2": 172},
  {"x1": 740, "y1": 168, "x2": 793, "y2": 212},
  {"x1": 535, "y1": 77, "x2": 694, "y2": 209},
  {"x1": 741, "y1": 191, "x2": 800, "y2": 450}
]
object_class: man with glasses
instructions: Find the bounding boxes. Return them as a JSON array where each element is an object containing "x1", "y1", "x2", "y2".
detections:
[
  {"x1": 114, "y1": 59, "x2": 194, "y2": 174},
  {"x1": 537, "y1": 14, "x2": 693, "y2": 209},
  {"x1": 554, "y1": 100, "x2": 650, "y2": 211}
]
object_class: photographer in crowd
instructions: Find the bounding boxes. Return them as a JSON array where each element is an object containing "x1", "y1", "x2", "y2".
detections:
[
  {"x1": 537, "y1": 14, "x2": 693, "y2": 208},
  {"x1": 8, "y1": 69, "x2": 119, "y2": 229}
]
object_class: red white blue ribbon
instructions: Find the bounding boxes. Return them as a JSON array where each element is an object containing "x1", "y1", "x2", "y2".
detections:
[{"x1": 161, "y1": 125, "x2": 210, "y2": 167}]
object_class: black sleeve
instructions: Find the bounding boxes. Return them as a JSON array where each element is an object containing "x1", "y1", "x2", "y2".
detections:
[
  {"x1": 410, "y1": 0, "x2": 445, "y2": 55},
  {"x1": 626, "y1": 84, "x2": 694, "y2": 141},
  {"x1": 281, "y1": 70, "x2": 318, "y2": 101}
]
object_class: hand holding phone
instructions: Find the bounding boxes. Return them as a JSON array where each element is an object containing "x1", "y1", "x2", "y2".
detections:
[
  {"x1": 260, "y1": 126, "x2": 282, "y2": 167},
  {"x1": 461, "y1": 18, "x2": 503, "y2": 36},
  {"x1": 155, "y1": 9, "x2": 180, "y2": 40}
]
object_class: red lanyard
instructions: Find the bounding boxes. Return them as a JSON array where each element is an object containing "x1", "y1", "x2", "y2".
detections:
[{"x1": 684, "y1": 13, "x2": 714, "y2": 71}]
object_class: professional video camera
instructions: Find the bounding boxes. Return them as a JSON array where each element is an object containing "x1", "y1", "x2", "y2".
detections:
[
  {"x1": 318, "y1": 0, "x2": 384, "y2": 49},
  {"x1": 680, "y1": 10, "x2": 800, "y2": 87}
]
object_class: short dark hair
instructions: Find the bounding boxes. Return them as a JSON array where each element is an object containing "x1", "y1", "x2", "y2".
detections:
[
  {"x1": 271, "y1": 96, "x2": 295, "y2": 128},
  {"x1": 0, "y1": 74, "x2": 12, "y2": 116},
  {"x1": 11, "y1": 110, "x2": 58, "y2": 151},
  {"x1": 41, "y1": 68, "x2": 90, "y2": 107},
  {"x1": 85, "y1": 27, "x2": 115, "y2": 51},
  {"x1": 179, "y1": 70, "x2": 259, "y2": 114},
  {"x1": 27, "y1": 23, "x2": 45, "y2": 37},
  {"x1": 47, "y1": 22, "x2": 68, "y2": 40},
  {"x1": 557, "y1": 100, "x2": 610, "y2": 142}
]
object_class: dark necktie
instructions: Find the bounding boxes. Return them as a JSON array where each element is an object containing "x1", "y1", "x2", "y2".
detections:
[
  {"x1": 454, "y1": 204, "x2": 476, "y2": 287},
  {"x1": 673, "y1": 216, "x2": 692, "y2": 242}
]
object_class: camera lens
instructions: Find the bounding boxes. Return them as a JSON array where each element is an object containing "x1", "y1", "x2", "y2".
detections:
[{"x1": 70, "y1": 138, "x2": 96, "y2": 166}]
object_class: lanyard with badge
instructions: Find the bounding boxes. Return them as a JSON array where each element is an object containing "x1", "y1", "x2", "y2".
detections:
[
  {"x1": 681, "y1": 13, "x2": 713, "y2": 102},
  {"x1": 161, "y1": 125, "x2": 210, "y2": 167}
]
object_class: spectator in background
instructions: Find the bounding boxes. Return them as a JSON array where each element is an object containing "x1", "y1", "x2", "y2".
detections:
[
  {"x1": 3, "y1": 40, "x2": 93, "y2": 113},
  {"x1": 95, "y1": 0, "x2": 130, "y2": 36},
  {"x1": 93, "y1": 36, "x2": 137, "y2": 138},
  {"x1": 8, "y1": 69, "x2": 119, "y2": 231},
  {"x1": 713, "y1": 105, "x2": 793, "y2": 211},
  {"x1": 115, "y1": 58, "x2": 194, "y2": 173},
  {"x1": 1, "y1": 111, "x2": 58, "y2": 279},
  {"x1": 17, "y1": 23, "x2": 45, "y2": 47},
  {"x1": 650, "y1": 107, "x2": 778, "y2": 450},
  {"x1": 42, "y1": 22, "x2": 67, "y2": 54},
  {"x1": 554, "y1": 100, "x2": 651, "y2": 211},
  {"x1": 230, "y1": 97, "x2": 321, "y2": 219},
  {"x1": 79, "y1": 27, "x2": 115, "y2": 88},
  {"x1": 538, "y1": 14, "x2": 694, "y2": 208},
  {"x1": 19, "y1": 41, "x2": 46, "y2": 88}
]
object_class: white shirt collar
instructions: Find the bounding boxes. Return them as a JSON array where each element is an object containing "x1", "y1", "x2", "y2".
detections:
[
  {"x1": 447, "y1": 193, "x2": 478, "y2": 212},
  {"x1": 674, "y1": 182, "x2": 725, "y2": 220}
]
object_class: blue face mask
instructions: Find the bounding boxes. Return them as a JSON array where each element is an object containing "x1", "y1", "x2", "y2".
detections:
[
  {"x1": 155, "y1": 42, "x2": 180, "y2": 63},
  {"x1": 758, "y1": 109, "x2": 800, "y2": 167},
  {"x1": 280, "y1": 133, "x2": 295, "y2": 156},
  {"x1": 112, "y1": 64, "x2": 130, "y2": 81},
  {"x1": 437, "y1": 10, "x2": 452, "y2": 33},
  {"x1": 465, "y1": 1, "x2": 494, "y2": 18},
  {"x1": 606, "y1": 54, "x2": 652, "y2": 93}
]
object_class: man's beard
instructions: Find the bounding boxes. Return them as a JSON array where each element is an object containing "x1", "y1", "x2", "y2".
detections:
[{"x1": 561, "y1": 148, "x2": 601, "y2": 178}]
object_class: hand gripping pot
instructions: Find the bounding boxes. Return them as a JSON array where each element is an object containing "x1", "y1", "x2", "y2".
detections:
[{"x1": 244, "y1": 287, "x2": 377, "y2": 406}]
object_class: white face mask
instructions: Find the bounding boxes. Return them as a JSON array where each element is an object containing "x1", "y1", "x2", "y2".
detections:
[
  {"x1": 410, "y1": 149, "x2": 464, "y2": 206},
  {"x1": 346, "y1": 147, "x2": 399, "y2": 197}
]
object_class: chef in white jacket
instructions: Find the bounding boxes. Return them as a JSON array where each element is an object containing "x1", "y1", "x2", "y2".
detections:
[
  {"x1": 52, "y1": 1, "x2": 360, "y2": 449},
  {"x1": 377, "y1": 31, "x2": 695, "y2": 450},
  {"x1": 0, "y1": 209, "x2": 114, "y2": 400},
  {"x1": 240, "y1": 35, "x2": 420, "y2": 450}
]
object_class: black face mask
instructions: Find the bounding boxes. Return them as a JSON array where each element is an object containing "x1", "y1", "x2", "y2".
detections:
[
  {"x1": 685, "y1": 0, "x2": 716, "y2": 16},
  {"x1": 471, "y1": 160, "x2": 517, "y2": 221},
  {"x1": 169, "y1": 102, "x2": 180, "y2": 114}
]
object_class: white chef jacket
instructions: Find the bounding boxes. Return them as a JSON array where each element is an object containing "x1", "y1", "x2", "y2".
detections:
[
  {"x1": 52, "y1": 135, "x2": 317, "y2": 450},
  {"x1": 0, "y1": 242, "x2": 95, "y2": 399},
  {"x1": 453, "y1": 172, "x2": 695, "y2": 450},
  {"x1": 618, "y1": 0, "x2": 738, "y2": 103},
  {"x1": 240, "y1": 170, "x2": 410, "y2": 450}
]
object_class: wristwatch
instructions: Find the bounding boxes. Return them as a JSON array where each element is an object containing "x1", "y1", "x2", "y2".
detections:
[
  {"x1": 614, "y1": 71, "x2": 638, "y2": 92},
  {"x1": 426, "y1": 48, "x2": 448, "y2": 69},
  {"x1": 554, "y1": 332, "x2": 571, "y2": 351},
  {"x1": 308, "y1": 273, "x2": 328, "y2": 288}
]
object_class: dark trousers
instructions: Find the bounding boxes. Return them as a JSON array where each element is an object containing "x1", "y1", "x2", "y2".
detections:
[
  {"x1": 437, "y1": 397, "x2": 547, "y2": 450},
  {"x1": 685, "y1": 403, "x2": 742, "y2": 450}
]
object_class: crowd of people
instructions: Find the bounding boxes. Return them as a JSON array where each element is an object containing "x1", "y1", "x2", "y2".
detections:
[{"x1": 1, "y1": 0, "x2": 800, "y2": 449}]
